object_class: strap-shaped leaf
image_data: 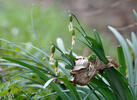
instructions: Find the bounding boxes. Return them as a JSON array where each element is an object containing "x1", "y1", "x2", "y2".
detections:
[
  {"x1": 93, "y1": 29, "x2": 103, "y2": 49},
  {"x1": 108, "y1": 26, "x2": 134, "y2": 90},
  {"x1": 104, "y1": 67, "x2": 134, "y2": 100},
  {"x1": 3, "y1": 57, "x2": 70, "y2": 100},
  {"x1": 59, "y1": 77, "x2": 81, "y2": 100},
  {"x1": 89, "y1": 77, "x2": 117, "y2": 100},
  {"x1": 85, "y1": 36, "x2": 108, "y2": 64},
  {"x1": 117, "y1": 46, "x2": 126, "y2": 76},
  {"x1": 133, "y1": 9, "x2": 137, "y2": 20}
]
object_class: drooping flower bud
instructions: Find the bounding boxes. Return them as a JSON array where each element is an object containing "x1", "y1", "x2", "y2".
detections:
[
  {"x1": 55, "y1": 60, "x2": 58, "y2": 68},
  {"x1": 68, "y1": 14, "x2": 73, "y2": 32},
  {"x1": 49, "y1": 45, "x2": 55, "y2": 62},
  {"x1": 72, "y1": 30, "x2": 75, "y2": 46},
  {"x1": 54, "y1": 60, "x2": 58, "y2": 76},
  {"x1": 69, "y1": 14, "x2": 73, "y2": 22},
  {"x1": 51, "y1": 45, "x2": 55, "y2": 54},
  {"x1": 68, "y1": 22, "x2": 73, "y2": 32}
]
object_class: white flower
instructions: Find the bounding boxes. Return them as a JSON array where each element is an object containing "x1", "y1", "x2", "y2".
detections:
[{"x1": 68, "y1": 22, "x2": 73, "y2": 32}]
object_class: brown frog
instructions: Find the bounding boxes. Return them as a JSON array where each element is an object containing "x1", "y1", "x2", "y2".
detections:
[{"x1": 70, "y1": 56, "x2": 120, "y2": 86}]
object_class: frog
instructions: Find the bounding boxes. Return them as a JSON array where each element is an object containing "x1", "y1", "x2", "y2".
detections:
[
  {"x1": 70, "y1": 56, "x2": 120, "y2": 86},
  {"x1": 70, "y1": 56, "x2": 97, "y2": 86}
]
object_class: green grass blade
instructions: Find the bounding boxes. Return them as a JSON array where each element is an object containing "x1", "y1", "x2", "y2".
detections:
[
  {"x1": 43, "y1": 78, "x2": 56, "y2": 88},
  {"x1": 8, "y1": 42, "x2": 49, "y2": 58},
  {"x1": 133, "y1": 9, "x2": 137, "y2": 20},
  {"x1": 104, "y1": 67, "x2": 134, "y2": 100},
  {"x1": 26, "y1": 84, "x2": 44, "y2": 89},
  {"x1": 131, "y1": 32, "x2": 137, "y2": 98},
  {"x1": 117, "y1": 46, "x2": 126, "y2": 76},
  {"x1": 134, "y1": 58, "x2": 137, "y2": 98},
  {"x1": 93, "y1": 29, "x2": 103, "y2": 49},
  {"x1": 89, "y1": 77, "x2": 117, "y2": 100},
  {"x1": 131, "y1": 32, "x2": 137, "y2": 58},
  {"x1": 2, "y1": 57, "x2": 70, "y2": 100},
  {"x1": 39, "y1": 90, "x2": 85, "y2": 99},
  {"x1": 0, "y1": 39, "x2": 55, "y2": 75},
  {"x1": 134, "y1": 58, "x2": 137, "y2": 97},
  {"x1": 31, "y1": 5, "x2": 42, "y2": 49},
  {"x1": 59, "y1": 77, "x2": 81, "y2": 100},
  {"x1": 85, "y1": 36, "x2": 108, "y2": 64},
  {"x1": 0, "y1": 48, "x2": 54, "y2": 76},
  {"x1": 87, "y1": 84, "x2": 105, "y2": 100},
  {"x1": 56, "y1": 38, "x2": 66, "y2": 53},
  {"x1": 108, "y1": 26, "x2": 134, "y2": 90},
  {"x1": 54, "y1": 44, "x2": 75, "y2": 67},
  {"x1": 0, "y1": 63, "x2": 26, "y2": 69},
  {"x1": 71, "y1": 13, "x2": 87, "y2": 36},
  {"x1": 83, "y1": 85, "x2": 109, "y2": 100}
]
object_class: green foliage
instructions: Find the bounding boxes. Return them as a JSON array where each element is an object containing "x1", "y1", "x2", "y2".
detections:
[
  {"x1": 108, "y1": 26, "x2": 137, "y2": 99},
  {"x1": 108, "y1": 26, "x2": 134, "y2": 88},
  {"x1": 117, "y1": 46, "x2": 126, "y2": 76},
  {"x1": 0, "y1": 0, "x2": 70, "y2": 49},
  {"x1": 0, "y1": 3, "x2": 137, "y2": 100},
  {"x1": 133, "y1": 9, "x2": 137, "y2": 20}
]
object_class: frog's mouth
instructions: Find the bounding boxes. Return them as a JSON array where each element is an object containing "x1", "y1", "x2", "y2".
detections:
[{"x1": 70, "y1": 56, "x2": 120, "y2": 86}]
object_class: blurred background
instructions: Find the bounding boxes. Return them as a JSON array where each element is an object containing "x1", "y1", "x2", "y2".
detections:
[
  {"x1": 0, "y1": 0, "x2": 137, "y2": 99},
  {"x1": 0, "y1": 0, "x2": 137, "y2": 56}
]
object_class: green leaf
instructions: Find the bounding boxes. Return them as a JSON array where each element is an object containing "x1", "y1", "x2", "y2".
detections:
[
  {"x1": 59, "y1": 77, "x2": 81, "y2": 100},
  {"x1": 26, "y1": 84, "x2": 44, "y2": 89},
  {"x1": 93, "y1": 29, "x2": 103, "y2": 49},
  {"x1": 39, "y1": 89, "x2": 85, "y2": 99},
  {"x1": 134, "y1": 58, "x2": 137, "y2": 96},
  {"x1": 65, "y1": 65, "x2": 72, "y2": 69},
  {"x1": 117, "y1": 46, "x2": 126, "y2": 76},
  {"x1": 0, "y1": 39, "x2": 55, "y2": 75},
  {"x1": 89, "y1": 77, "x2": 117, "y2": 100},
  {"x1": 104, "y1": 67, "x2": 134, "y2": 100},
  {"x1": 108, "y1": 26, "x2": 134, "y2": 90},
  {"x1": 71, "y1": 13, "x2": 87, "y2": 36},
  {"x1": 131, "y1": 32, "x2": 137, "y2": 58},
  {"x1": 43, "y1": 78, "x2": 56, "y2": 89},
  {"x1": 85, "y1": 36, "x2": 108, "y2": 64},
  {"x1": 133, "y1": 9, "x2": 137, "y2": 20},
  {"x1": 69, "y1": 51, "x2": 76, "y2": 66},
  {"x1": 87, "y1": 84, "x2": 105, "y2": 100},
  {"x1": 2, "y1": 57, "x2": 70, "y2": 100},
  {"x1": 54, "y1": 44, "x2": 74, "y2": 67},
  {"x1": 130, "y1": 32, "x2": 137, "y2": 98},
  {"x1": 56, "y1": 38, "x2": 66, "y2": 53}
]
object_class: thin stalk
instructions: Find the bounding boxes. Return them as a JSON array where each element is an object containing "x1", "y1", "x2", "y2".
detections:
[{"x1": 31, "y1": 5, "x2": 42, "y2": 50}]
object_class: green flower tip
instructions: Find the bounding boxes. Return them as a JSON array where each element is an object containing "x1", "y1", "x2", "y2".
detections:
[
  {"x1": 69, "y1": 14, "x2": 73, "y2": 22},
  {"x1": 72, "y1": 30, "x2": 75, "y2": 36},
  {"x1": 51, "y1": 45, "x2": 55, "y2": 53},
  {"x1": 55, "y1": 60, "x2": 58, "y2": 68}
]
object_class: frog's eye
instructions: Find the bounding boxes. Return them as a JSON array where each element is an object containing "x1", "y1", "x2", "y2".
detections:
[{"x1": 76, "y1": 56, "x2": 83, "y2": 60}]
